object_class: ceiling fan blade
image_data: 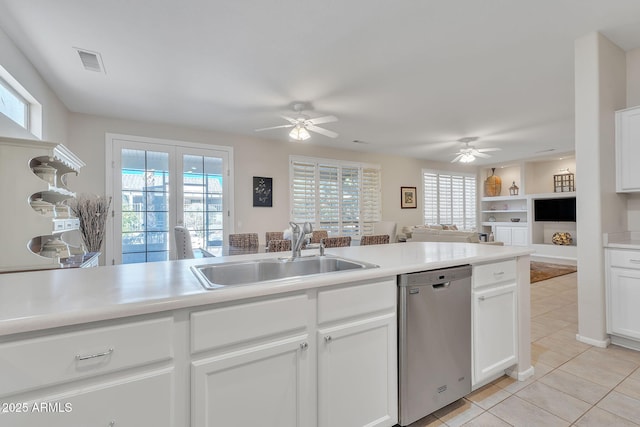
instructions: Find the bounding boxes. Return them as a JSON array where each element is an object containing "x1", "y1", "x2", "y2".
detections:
[
  {"x1": 280, "y1": 115, "x2": 300, "y2": 124},
  {"x1": 255, "y1": 124, "x2": 294, "y2": 132},
  {"x1": 474, "y1": 152, "x2": 492, "y2": 158},
  {"x1": 451, "y1": 154, "x2": 464, "y2": 163},
  {"x1": 307, "y1": 115, "x2": 338, "y2": 125},
  {"x1": 476, "y1": 147, "x2": 501, "y2": 153},
  {"x1": 307, "y1": 125, "x2": 338, "y2": 138}
]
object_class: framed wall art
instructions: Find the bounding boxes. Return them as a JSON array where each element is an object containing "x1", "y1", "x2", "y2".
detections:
[
  {"x1": 253, "y1": 176, "x2": 273, "y2": 207},
  {"x1": 401, "y1": 186, "x2": 417, "y2": 209}
]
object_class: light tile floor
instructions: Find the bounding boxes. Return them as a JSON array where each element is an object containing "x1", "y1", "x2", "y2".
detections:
[{"x1": 408, "y1": 272, "x2": 640, "y2": 426}]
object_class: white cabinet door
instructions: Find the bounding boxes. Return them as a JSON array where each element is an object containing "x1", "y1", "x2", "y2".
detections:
[
  {"x1": 317, "y1": 313, "x2": 397, "y2": 427},
  {"x1": 473, "y1": 283, "x2": 518, "y2": 384},
  {"x1": 608, "y1": 267, "x2": 640, "y2": 339},
  {"x1": 616, "y1": 106, "x2": 640, "y2": 192},
  {"x1": 495, "y1": 226, "x2": 512, "y2": 245},
  {"x1": 511, "y1": 227, "x2": 528, "y2": 246},
  {"x1": 192, "y1": 335, "x2": 312, "y2": 427},
  {"x1": 1, "y1": 371, "x2": 173, "y2": 427}
]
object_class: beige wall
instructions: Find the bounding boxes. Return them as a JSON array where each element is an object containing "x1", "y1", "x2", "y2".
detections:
[
  {"x1": 525, "y1": 158, "x2": 576, "y2": 195},
  {"x1": 574, "y1": 32, "x2": 628, "y2": 346},
  {"x1": 0, "y1": 26, "x2": 68, "y2": 142},
  {"x1": 67, "y1": 112, "x2": 475, "y2": 246},
  {"x1": 625, "y1": 48, "x2": 640, "y2": 229}
]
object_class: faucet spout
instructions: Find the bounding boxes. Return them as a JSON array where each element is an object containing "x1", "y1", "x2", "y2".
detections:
[{"x1": 289, "y1": 221, "x2": 312, "y2": 258}]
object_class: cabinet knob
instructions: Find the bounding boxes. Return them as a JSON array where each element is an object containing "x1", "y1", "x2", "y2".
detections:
[
  {"x1": 324, "y1": 336, "x2": 332, "y2": 343},
  {"x1": 299, "y1": 342, "x2": 309, "y2": 350}
]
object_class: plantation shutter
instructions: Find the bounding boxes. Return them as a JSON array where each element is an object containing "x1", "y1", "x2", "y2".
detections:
[
  {"x1": 291, "y1": 160, "x2": 316, "y2": 224},
  {"x1": 290, "y1": 157, "x2": 381, "y2": 236},
  {"x1": 362, "y1": 167, "x2": 381, "y2": 235},
  {"x1": 422, "y1": 169, "x2": 477, "y2": 230}
]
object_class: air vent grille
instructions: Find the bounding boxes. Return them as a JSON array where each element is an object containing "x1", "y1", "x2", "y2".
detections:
[{"x1": 75, "y1": 48, "x2": 105, "y2": 73}]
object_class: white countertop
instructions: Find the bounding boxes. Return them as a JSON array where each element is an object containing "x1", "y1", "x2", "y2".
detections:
[
  {"x1": 604, "y1": 232, "x2": 640, "y2": 250},
  {"x1": 0, "y1": 242, "x2": 533, "y2": 337}
]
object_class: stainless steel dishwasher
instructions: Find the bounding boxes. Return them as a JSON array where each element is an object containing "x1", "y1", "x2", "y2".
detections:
[{"x1": 397, "y1": 265, "x2": 472, "y2": 426}]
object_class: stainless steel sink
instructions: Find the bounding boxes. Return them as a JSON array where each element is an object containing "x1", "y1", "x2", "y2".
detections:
[{"x1": 191, "y1": 255, "x2": 379, "y2": 290}]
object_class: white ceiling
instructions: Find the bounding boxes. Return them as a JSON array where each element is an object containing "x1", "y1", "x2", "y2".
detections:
[{"x1": 1, "y1": 0, "x2": 640, "y2": 165}]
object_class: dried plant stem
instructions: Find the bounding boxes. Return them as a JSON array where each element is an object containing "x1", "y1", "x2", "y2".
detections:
[{"x1": 70, "y1": 195, "x2": 112, "y2": 252}]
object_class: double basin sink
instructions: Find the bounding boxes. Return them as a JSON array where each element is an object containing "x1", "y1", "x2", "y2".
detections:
[{"x1": 191, "y1": 254, "x2": 379, "y2": 290}]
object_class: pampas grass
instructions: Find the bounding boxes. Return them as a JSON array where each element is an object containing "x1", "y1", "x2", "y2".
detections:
[{"x1": 70, "y1": 194, "x2": 112, "y2": 252}]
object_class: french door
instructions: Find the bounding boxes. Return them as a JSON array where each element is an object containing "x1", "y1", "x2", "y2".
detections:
[{"x1": 106, "y1": 134, "x2": 233, "y2": 265}]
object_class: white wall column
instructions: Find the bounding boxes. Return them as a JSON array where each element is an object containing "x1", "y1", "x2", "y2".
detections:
[{"x1": 574, "y1": 32, "x2": 627, "y2": 346}]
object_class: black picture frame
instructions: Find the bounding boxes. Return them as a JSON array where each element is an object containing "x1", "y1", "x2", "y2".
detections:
[
  {"x1": 401, "y1": 186, "x2": 417, "y2": 209},
  {"x1": 253, "y1": 176, "x2": 273, "y2": 207}
]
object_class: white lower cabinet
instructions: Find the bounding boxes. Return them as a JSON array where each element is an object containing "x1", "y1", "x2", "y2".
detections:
[
  {"x1": 192, "y1": 335, "x2": 311, "y2": 427},
  {"x1": 472, "y1": 261, "x2": 518, "y2": 385},
  {"x1": 1, "y1": 371, "x2": 173, "y2": 427},
  {"x1": 317, "y1": 313, "x2": 397, "y2": 427},
  {"x1": 606, "y1": 249, "x2": 640, "y2": 345},
  {"x1": 495, "y1": 225, "x2": 528, "y2": 246}
]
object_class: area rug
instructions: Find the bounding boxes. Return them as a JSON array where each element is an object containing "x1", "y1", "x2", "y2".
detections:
[{"x1": 530, "y1": 261, "x2": 577, "y2": 283}]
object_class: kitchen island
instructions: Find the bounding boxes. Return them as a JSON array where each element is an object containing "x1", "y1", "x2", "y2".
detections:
[{"x1": 0, "y1": 242, "x2": 533, "y2": 426}]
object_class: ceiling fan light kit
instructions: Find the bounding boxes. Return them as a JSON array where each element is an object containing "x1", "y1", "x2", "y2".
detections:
[
  {"x1": 451, "y1": 136, "x2": 501, "y2": 163},
  {"x1": 289, "y1": 125, "x2": 311, "y2": 141},
  {"x1": 256, "y1": 102, "x2": 338, "y2": 141}
]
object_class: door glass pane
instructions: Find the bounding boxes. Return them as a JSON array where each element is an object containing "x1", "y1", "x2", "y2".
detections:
[
  {"x1": 183, "y1": 154, "x2": 224, "y2": 255},
  {"x1": 121, "y1": 149, "x2": 169, "y2": 263}
]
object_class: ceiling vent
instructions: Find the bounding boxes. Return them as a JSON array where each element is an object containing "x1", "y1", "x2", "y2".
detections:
[{"x1": 75, "y1": 48, "x2": 105, "y2": 73}]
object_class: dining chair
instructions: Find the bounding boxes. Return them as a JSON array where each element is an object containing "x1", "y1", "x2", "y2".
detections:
[
  {"x1": 310, "y1": 230, "x2": 329, "y2": 244},
  {"x1": 267, "y1": 239, "x2": 291, "y2": 252},
  {"x1": 373, "y1": 221, "x2": 397, "y2": 243},
  {"x1": 265, "y1": 231, "x2": 284, "y2": 247},
  {"x1": 174, "y1": 226, "x2": 194, "y2": 259},
  {"x1": 229, "y1": 233, "x2": 259, "y2": 248},
  {"x1": 360, "y1": 234, "x2": 390, "y2": 246},
  {"x1": 321, "y1": 236, "x2": 351, "y2": 248}
]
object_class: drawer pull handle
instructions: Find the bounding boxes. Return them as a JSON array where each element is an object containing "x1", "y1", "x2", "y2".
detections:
[
  {"x1": 76, "y1": 348, "x2": 114, "y2": 361},
  {"x1": 630, "y1": 259, "x2": 640, "y2": 264},
  {"x1": 493, "y1": 271, "x2": 505, "y2": 275},
  {"x1": 300, "y1": 342, "x2": 309, "y2": 350}
]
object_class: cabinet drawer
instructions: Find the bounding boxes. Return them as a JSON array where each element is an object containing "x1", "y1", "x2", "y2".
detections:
[
  {"x1": 608, "y1": 249, "x2": 640, "y2": 269},
  {"x1": 1, "y1": 370, "x2": 173, "y2": 427},
  {"x1": 191, "y1": 294, "x2": 308, "y2": 354},
  {"x1": 473, "y1": 260, "x2": 516, "y2": 288},
  {"x1": 0, "y1": 317, "x2": 173, "y2": 397},
  {"x1": 317, "y1": 279, "x2": 396, "y2": 324}
]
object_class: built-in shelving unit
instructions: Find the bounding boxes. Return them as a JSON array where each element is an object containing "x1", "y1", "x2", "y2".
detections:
[
  {"x1": 480, "y1": 158, "x2": 577, "y2": 261},
  {"x1": 0, "y1": 137, "x2": 86, "y2": 272}
]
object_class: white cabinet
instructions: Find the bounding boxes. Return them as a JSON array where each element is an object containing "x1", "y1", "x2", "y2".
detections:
[
  {"x1": 0, "y1": 315, "x2": 175, "y2": 426},
  {"x1": 495, "y1": 225, "x2": 528, "y2": 246},
  {"x1": 192, "y1": 335, "x2": 311, "y2": 427},
  {"x1": 615, "y1": 106, "x2": 640, "y2": 192},
  {"x1": 190, "y1": 294, "x2": 312, "y2": 427},
  {"x1": 472, "y1": 260, "x2": 518, "y2": 385},
  {"x1": 317, "y1": 313, "x2": 396, "y2": 427},
  {"x1": 0, "y1": 137, "x2": 85, "y2": 272},
  {"x1": 606, "y1": 248, "x2": 640, "y2": 347}
]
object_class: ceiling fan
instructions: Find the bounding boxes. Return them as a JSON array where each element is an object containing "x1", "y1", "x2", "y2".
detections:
[
  {"x1": 451, "y1": 137, "x2": 501, "y2": 163},
  {"x1": 255, "y1": 103, "x2": 338, "y2": 141}
]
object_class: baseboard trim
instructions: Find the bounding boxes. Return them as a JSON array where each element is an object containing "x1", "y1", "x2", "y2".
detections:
[
  {"x1": 610, "y1": 335, "x2": 640, "y2": 351},
  {"x1": 506, "y1": 365, "x2": 535, "y2": 381},
  {"x1": 576, "y1": 334, "x2": 610, "y2": 348}
]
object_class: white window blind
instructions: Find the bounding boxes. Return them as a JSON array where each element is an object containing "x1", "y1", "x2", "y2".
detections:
[
  {"x1": 423, "y1": 169, "x2": 476, "y2": 230},
  {"x1": 290, "y1": 157, "x2": 381, "y2": 236}
]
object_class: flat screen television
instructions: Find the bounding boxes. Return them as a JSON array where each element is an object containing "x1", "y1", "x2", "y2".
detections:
[{"x1": 534, "y1": 197, "x2": 576, "y2": 222}]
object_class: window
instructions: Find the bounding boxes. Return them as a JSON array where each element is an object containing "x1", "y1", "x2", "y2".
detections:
[
  {"x1": 0, "y1": 76, "x2": 28, "y2": 129},
  {"x1": 290, "y1": 156, "x2": 381, "y2": 236},
  {"x1": 423, "y1": 169, "x2": 476, "y2": 230}
]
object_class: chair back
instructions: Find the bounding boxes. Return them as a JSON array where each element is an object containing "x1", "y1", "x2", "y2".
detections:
[
  {"x1": 265, "y1": 231, "x2": 284, "y2": 246},
  {"x1": 321, "y1": 236, "x2": 351, "y2": 248},
  {"x1": 174, "y1": 226, "x2": 194, "y2": 259},
  {"x1": 267, "y1": 239, "x2": 291, "y2": 252},
  {"x1": 229, "y1": 233, "x2": 259, "y2": 248},
  {"x1": 360, "y1": 234, "x2": 390, "y2": 246},
  {"x1": 373, "y1": 221, "x2": 397, "y2": 243},
  {"x1": 310, "y1": 230, "x2": 328, "y2": 244}
]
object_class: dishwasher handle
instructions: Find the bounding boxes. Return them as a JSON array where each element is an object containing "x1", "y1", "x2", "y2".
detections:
[{"x1": 432, "y1": 282, "x2": 451, "y2": 289}]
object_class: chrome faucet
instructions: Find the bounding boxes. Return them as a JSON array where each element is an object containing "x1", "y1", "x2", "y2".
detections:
[{"x1": 289, "y1": 221, "x2": 312, "y2": 258}]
